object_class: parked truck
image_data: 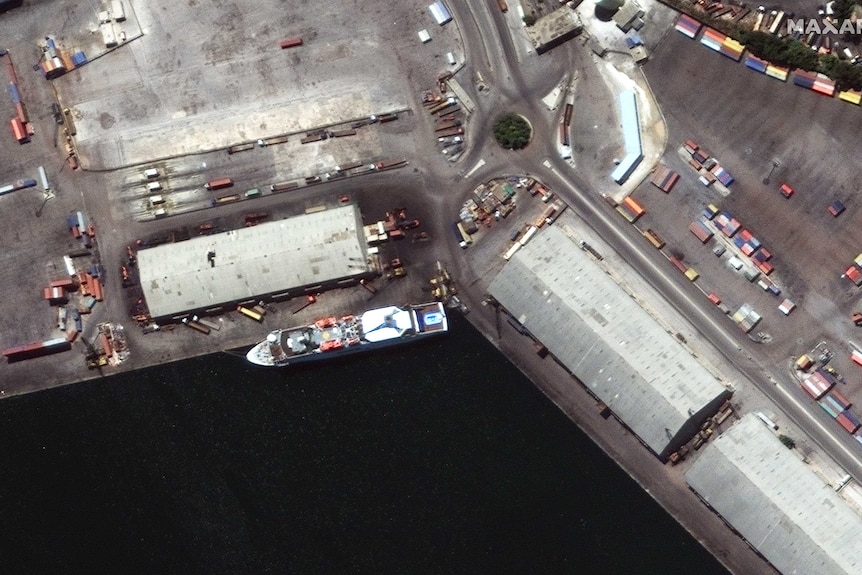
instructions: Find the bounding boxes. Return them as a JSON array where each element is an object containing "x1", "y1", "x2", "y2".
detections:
[{"x1": 205, "y1": 177, "x2": 233, "y2": 191}]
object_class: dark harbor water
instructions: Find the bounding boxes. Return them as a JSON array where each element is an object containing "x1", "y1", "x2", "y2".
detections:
[{"x1": 0, "y1": 313, "x2": 730, "y2": 575}]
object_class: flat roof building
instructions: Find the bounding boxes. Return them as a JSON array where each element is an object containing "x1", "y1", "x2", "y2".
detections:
[
  {"x1": 686, "y1": 414, "x2": 862, "y2": 575},
  {"x1": 138, "y1": 204, "x2": 374, "y2": 320},
  {"x1": 527, "y1": 6, "x2": 583, "y2": 55},
  {"x1": 487, "y1": 225, "x2": 732, "y2": 460}
]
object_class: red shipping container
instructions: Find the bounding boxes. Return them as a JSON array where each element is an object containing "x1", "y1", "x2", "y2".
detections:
[
  {"x1": 10, "y1": 117, "x2": 27, "y2": 143},
  {"x1": 279, "y1": 37, "x2": 303, "y2": 49},
  {"x1": 829, "y1": 389, "x2": 852, "y2": 410},
  {"x1": 836, "y1": 412, "x2": 861, "y2": 433},
  {"x1": 756, "y1": 261, "x2": 774, "y2": 275}
]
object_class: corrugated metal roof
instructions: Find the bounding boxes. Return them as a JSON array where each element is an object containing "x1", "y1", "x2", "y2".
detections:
[
  {"x1": 138, "y1": 204, "x2": 370, "y2": 318},
  {"x1": 487, "y1": 225, "x2": 730, "y2": 457},
  {"x1": 686, "y1": 414, "x2": 862, "y2": 575}
]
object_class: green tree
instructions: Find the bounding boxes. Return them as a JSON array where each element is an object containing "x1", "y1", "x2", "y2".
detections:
[
  {"x1": 779, "y1": 434, "x2": 796, "y2": 449},
  {"x1": 523, "y1": 13, "x2": 537, "y2": 27},
  {"x1": 834, "y1": 0, "x2": 857, "y2": 20},
  {"x1": 493, "y1": 114, "x2": 532, "y2": 150}
]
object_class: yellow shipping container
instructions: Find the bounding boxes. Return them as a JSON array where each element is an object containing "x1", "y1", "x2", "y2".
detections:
[
  {"x1": 684, "y1": 268, "x2": 699, "y2": 282},
  {"x1": 839, "y1": 90, "x2": 862, "y2": 105}
]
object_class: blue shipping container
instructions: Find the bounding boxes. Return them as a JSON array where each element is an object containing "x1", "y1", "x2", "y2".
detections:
[
  {"x1": 7, "y1": 82, "x2": 21, "y2": 104},
  {"x1": 794, "y1": 75, "x2": 814, "y2": 88},
  {"x1": 745, "y1": 57, "x2": 767, "y2": 73}
]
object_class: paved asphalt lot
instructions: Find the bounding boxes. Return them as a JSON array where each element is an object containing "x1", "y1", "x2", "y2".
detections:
[
  {"x1": 56, "y1": 0, "x2": 464, "y2": 169},
  {"x1": 637, "y1": 28, "x2": 862, "y2": 412}
]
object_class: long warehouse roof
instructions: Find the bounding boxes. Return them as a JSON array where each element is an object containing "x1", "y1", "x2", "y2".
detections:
[
  {"x1": 686, "y1": 414, "x2": 862, "y2": 575},
  {"x1": 138, "y1": 204, "x2": 370, "y2": 318},
  {"x1": 487, "y1": 225, "x2": 730, "y2": 457}
]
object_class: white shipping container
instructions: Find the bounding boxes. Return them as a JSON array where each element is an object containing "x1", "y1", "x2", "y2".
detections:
[
  {"x1": 111, "y1": 0, "x2": 126, "y2": 21},
  {"x1": 143, "y1": 168, "x2": 159, "y2": 178},
  {"x1": 101, "y1": 22, "x2": 117, "y2": 47},
  {"x1": 428, "y1": 1, "x2": 452, "y2": 25}
]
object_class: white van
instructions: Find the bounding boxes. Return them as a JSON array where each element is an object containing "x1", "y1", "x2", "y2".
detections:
[
  {"x1": 143, "y1": 168, "x2": 159, "y2": 179},
  {"x1": 149, "y1": 195, "x2": 165, "y2": 206},
  {"x1": 446, "y1": 52, "x2": 456, "y2": 65},
  {"x1": 146, "y1": 181, "x2": 162, "y2": 191}
]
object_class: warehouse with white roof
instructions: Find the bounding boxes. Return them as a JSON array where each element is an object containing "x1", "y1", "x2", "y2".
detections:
[
  {"x1": 487, "y1": 225, "x2": 732, "y2": 460},
  {"x1": 137, "y1": 205, "x2": 375, "y2": 320},
  {"x1": 686, "y1": 414, "x2": 862, "y2": 575}
]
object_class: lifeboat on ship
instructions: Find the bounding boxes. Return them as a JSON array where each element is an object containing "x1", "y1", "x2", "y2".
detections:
[
  {"x1": 320, "y1": 339, "x2": 344, "y2": 352},
  {"x1": 315, "y1": 316, "x2": 337, "y2": 329}
]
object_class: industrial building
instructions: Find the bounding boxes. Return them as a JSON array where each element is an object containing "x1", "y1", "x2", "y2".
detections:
[
  {"x1": 487, "y1": 225, "x2": 732, "y2": 460},
  {"x1": 526, "y1": 6, "x2": 583, "y2": 55},
  {"x1": 137, "y1": 204, "x2": 375, "y2": 320},
  {"x1": 610, "y1": 91, "x2": 642, "y2": 184},
  {"x1": 686, "y1": 414, "x2": 862, "y2": 575}
]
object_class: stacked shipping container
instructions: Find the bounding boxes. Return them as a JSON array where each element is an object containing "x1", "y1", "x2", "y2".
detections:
[
  {"x1": 700, "y1": 27, "x2": 744, "y2": 61},
  {"x1": 731, "y1": 303, "x2": 761, "y2": 333},
  {"x1": 689, "y1": 218, "x2": 713, "y2": 243},
  {"x1": 764, "y1": 64, "x2": 789, "y2": 81},
  {"x1": 712, "y1": 211, "x2": 741, "y2": 237},
  {"x1": 649, "y1": 164, "x2": 679, "y2": 193},
  {"x1": 674, "y1": 14, "x2": 702, "y2": 38},
  {"x1": 792, "y1": 70, "x2": 836, "y2": 97},
  {"x1": 801, "y1": 369, "x2": 836, "y2": 400},
  {"x1": 809, "y1": 381, "x2": 861, "y2": 433}
]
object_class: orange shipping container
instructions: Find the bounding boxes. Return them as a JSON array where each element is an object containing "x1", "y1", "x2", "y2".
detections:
[
  {"x1": 10, "y1": 117, "x2": 27, "y2": 143},
  {"x1": 622, "y1": 196, "x2": 645, "y2": 217},
  {"x1": 99, "y1": 333, "x2": 112, "y2": 357},
  {"x1": 92, "y1": 277, "x2": 103, "y2": 301}
]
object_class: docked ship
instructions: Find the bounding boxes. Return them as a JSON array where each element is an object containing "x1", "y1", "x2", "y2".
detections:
[{"x1": 245, "y1": 302, "x2": 448, "y2": 367}]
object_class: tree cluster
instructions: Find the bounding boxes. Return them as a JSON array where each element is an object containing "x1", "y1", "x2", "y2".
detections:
[
  {"x1": 736, "y1": 30, "x2": 819, "y2": 71},
  {"x1": 493, "y1": 114, "x2": 531, "y2": 150}
]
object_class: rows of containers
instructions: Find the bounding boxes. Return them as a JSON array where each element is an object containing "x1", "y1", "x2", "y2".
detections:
[
  {"x1": 682, "y1": 140, "x2": 735, "y2": 188},
  {"x1": 675, "y1": 14, "x2": 862, "y2": 105},
  {"x1": 801, "y1": 368, "x2": 862, "y2": 443},
  {"x1": 3, "y1": 51, "x2": 32, "y2": 144},
  {"x1": 693, "y1": 204, "x2": 793, "y2": 327},
  {"x1": 2, "y1": 211, "x2": 105, "y2": 362},
  {"x1": 703, "y1": 206, "x2": 776, "y2": 276}
]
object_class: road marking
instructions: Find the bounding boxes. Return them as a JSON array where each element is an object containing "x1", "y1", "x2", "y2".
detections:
[{"x1": 464, "y1": 159, "x2": 485, "y2": 178}]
